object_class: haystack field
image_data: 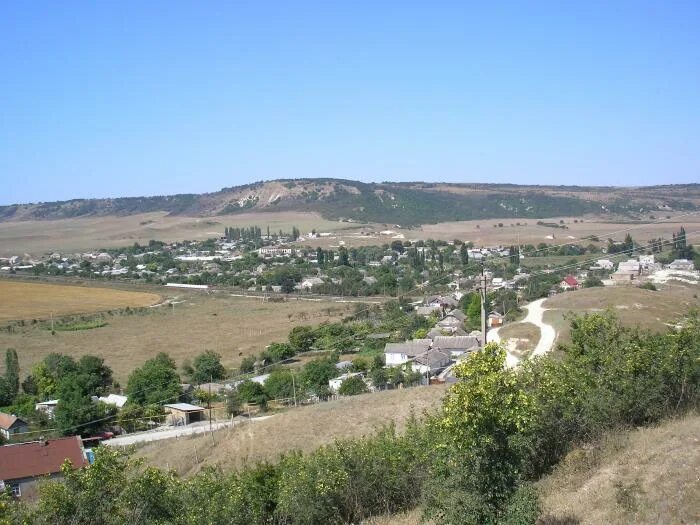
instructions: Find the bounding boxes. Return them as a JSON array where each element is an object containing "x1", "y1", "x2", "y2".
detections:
[{"x1": 0, "y1": 280, "x2": 161, "y2": 322}]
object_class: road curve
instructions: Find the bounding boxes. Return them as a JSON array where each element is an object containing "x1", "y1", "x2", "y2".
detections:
[{"x1": 487, "y1": 297, "x2": 556, "y2": 367}]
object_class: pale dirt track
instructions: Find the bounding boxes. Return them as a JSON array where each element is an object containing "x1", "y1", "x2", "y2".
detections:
[{"x1": 489, "y1": 297, "x2": 555, "y2": 367}]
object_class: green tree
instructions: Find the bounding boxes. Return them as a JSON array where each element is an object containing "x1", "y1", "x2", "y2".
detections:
[
  {"x1": 337, "y1": 375, "x2": 368, "y2": 396},
  {"x1": 265, "y1": 342, "x2": 295, "y2": 363},
  {"x1": 236, "y1": 380, "x2": 269, "y2": 410},
  {"x1": 4, "y1": 349, "x2": 19, "y2": 398},
  {"x1": 76, "y1": 355, "x2": 113, "y2": 396},
  {"x1": 264, "y1": 369, "x2": 297, "y2": 400},
  {"x1": 288, "y1": 326, "x2": 316, "y2": 353},
  {"x1": 300, "y1": 357, "x2": 338, "y2": 395},
  {"x1": 126, "y1": 353, "x2": 181, "y2": 406},
  {"x1": 584, "y1": 276, "x2": 604, "y2": 288},
  {"x1": 427, "y1": 344, "x2": 535, "y2": 523},
  {"x1": 191, "y1": 350, "x2": 226, "y2": 384}
]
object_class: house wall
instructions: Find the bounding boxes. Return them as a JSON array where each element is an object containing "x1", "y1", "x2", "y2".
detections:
[{"x1": 385, "y1": 353, "x2": 408, "y2": 366}]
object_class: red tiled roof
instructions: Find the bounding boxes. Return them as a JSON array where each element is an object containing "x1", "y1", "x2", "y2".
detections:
[
  {"x1": 563, "y1": 275, "x2": 579, "y2": 286},
  {"x1": 0, "y1": 436, "x2": 86, "y2": 481}
]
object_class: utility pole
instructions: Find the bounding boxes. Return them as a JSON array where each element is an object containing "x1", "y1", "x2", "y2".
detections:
[
  {"x1": 208, "y1": 376, "x2": 213, "y2": 442},
  {"x1": 291, "y1": 371, "x2": 297, "y2": 407},
  {"x1": 479, "y1": 263, "x2": 488, "y2": 348}
]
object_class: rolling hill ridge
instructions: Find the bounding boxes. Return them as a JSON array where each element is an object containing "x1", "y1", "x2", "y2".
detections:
[{"x1": 2, "y1": 179, "x2": 699, "y2": 226}]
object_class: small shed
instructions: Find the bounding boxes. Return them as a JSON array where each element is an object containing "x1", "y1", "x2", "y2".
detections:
[
  {"x1": 0, "y1": 413, "x2": 29, "y2": 440},
  {"x1": 163, "y1": 403, "x2": 206, "y2": 426}
]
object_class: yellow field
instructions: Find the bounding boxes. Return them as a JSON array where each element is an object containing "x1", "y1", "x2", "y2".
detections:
[
  {"x1": 0, "y1": 280, "x2": 161, "y2": 322},
  {"x1": 0, "y1": 288, "x2": 351, "y2": 383}
]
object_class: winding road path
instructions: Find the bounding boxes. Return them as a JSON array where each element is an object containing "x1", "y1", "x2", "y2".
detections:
[{"x1": 488, "y1": 297, "x2": 556, "y2": 367}]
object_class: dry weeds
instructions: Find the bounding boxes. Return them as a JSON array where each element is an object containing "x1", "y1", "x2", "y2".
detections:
[
  {"x1": 538, "y1": 413, "x2": 700, "y2": 524},
  {"x1": 135, "y1": 385, "x2": 448, "y2": 477}
]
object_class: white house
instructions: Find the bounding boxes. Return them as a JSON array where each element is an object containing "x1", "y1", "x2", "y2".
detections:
[
  {"x1": 669, "y1": 259, "x2": 695, "y2": 271},
  {"x1": 98, "y1": 394, "x2": 128, "y2": 409},
  {"x1": 384, "y1": 340, "x2": 432, "y2": 366},
  {"x1": 412, "y1": 349, "x2": 451, "y2": 375},
  {"x1": 328, "y1": 372, "x2": 365, "y2": 393},
  {"x1": 297, "y1": 277, "x2": 324, "y2": 290}
]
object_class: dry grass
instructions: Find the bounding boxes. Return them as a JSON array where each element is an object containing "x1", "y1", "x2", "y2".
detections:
[
  {"x1": 364, "y1": 508, "x2": 428, "y2": 525},
  {"x1": 538, "y1": 413, "x2": 700, "y2": 524},
  {"x1": 0, "y1": 211, "x2": 346, "y2": 256},
  {"x1": 0, "y1": 280, "x2": 161, "y2": 322},
  {"x1": 136, "y1": 385, "x2": 448, "y2": 477},
  {"x1": 542, "y1": 284, "x2": 700, "y2": 345},
  {"x1": 497, "y1": 322, "x2": 541, "y2": 358},
  {"x1": 0, "y1": 289, "x2": 351, "y2": 383},
  {"x1": 3, "y1": 211, "x2": 698, "y2": 257}
]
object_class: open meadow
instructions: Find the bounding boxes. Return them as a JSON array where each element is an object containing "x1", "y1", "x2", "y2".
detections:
[
  {"x1": 0, "y1": 287, "x2": 352, "y2": 383},
  {"x1": 542, "y1": 283, "x2": 700, "y2": 346},
  {"x1": 136, "y1": 384, "x2": 448, "y2": 477},
  {"x1": 2, "y1": 210, "x2": 699, "y2": 258},
  {"x1": 0, "y1": 280, "x2": 161, "y2": 322},
  {"x1": 0, "y1": 211, "x2": 349, "y2": 256}
]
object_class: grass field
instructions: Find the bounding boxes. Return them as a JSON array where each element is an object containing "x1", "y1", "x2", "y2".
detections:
[
  {"x1": 0, "y1": 280, "x2": 161, "y2": 323},
  {"x1": 542, "y1": 283, "x2": 700, "y2": 346},
  {"x1": 538, "y1": 413, "x2": 700, "y2": 524},
  {"x1": 135, "y1": 384, "x2": 448, "y2": 477},
  {"x1": 2, "y1": 211, "x2": 698, "y2": 257},
  {"x1": 0, "y1": 211, "x2": 348, "y2": 256},
  {"x1": 0, "y1": 289, "x2": 351, "y2": 383}
]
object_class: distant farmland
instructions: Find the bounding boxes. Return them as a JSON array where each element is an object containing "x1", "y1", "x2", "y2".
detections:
[{"x1": 0, "y1": 280, "x2": 162, "y2": 322}]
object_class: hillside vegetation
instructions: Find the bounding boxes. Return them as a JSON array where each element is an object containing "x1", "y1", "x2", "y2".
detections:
[
  {"x1": 4, "y1": 309, "x2": 697, "y2": 524},
  {"x1": 3, "y1": 179, "x2": 699, "y2": 226}
]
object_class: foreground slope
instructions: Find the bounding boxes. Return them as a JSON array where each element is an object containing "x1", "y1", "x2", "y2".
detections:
[
  {"x1": 136, "y1": 385, "x2": 448, "y2": 477},
  {"x1": 538, "y1": 413, "x2": 700, "y2": 524}
]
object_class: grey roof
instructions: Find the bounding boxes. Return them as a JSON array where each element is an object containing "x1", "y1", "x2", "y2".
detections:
[
  {"x1": 384, "y1": 339, "x2": 432, "y2": 356},
  {"x1": 425, "y1": 295, "x2": 458, "y2": 307},
  {"x1": 437, "y1": 316, "x2": 464, "y2": 328},
  {"x1": 413, "y1": 349, "x2": 451, "y2": 368},
  {"x1": 416, "y1": 306, "x2": 440, "y2": 316},
  {"x1": 444, "y1": 309, "x2": 466, "y2": 321},
  {"x1": 432, "y1": 336, "x2": 480, "y2": 351},
  {"x1": 427, "y1": 327, "x2": 468, "y2": 339}
]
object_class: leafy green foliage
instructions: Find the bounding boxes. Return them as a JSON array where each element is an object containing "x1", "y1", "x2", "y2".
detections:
[
  {"x1": 190, "y1": 350, "x2": 226, "y2": 384},
  {"x1": 126, "y1": 353, "x2": 181, "y2": 406},
  {"x1": 337, "y1": 375, "x2": 368, "y2": 396}
]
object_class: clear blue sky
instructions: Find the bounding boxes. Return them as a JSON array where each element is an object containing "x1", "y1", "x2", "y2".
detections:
[{"x1": 1, "y1": 1, "x2": 698, "y2": 205}]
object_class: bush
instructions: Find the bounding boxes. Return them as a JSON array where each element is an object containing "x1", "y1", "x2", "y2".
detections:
[
  {"x1": 638, "y1": 282, "x2": 657, "y2": 291},
  {"x1": 337, "y1": 375, "x2": 368, "y2": 396}
]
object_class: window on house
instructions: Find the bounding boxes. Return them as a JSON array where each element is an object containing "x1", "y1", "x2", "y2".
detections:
[{"x1": 10, "y1": 484, "x2": 20, "y2": 497}]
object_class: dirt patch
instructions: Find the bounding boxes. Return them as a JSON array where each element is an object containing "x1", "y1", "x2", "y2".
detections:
[{"x1": 497, "y1": 322, "x2": 541, "y2": 359}]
